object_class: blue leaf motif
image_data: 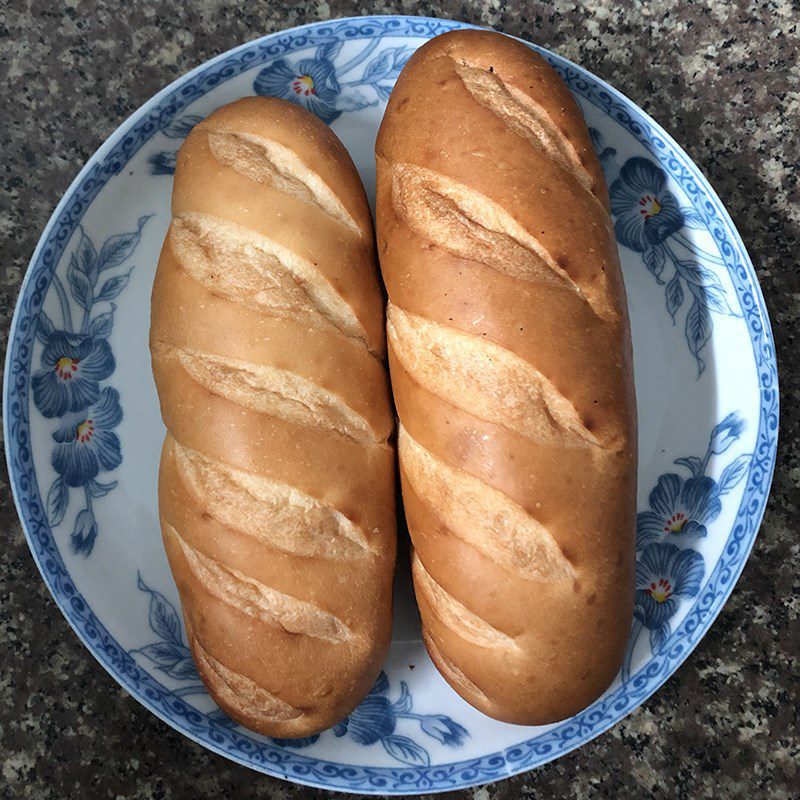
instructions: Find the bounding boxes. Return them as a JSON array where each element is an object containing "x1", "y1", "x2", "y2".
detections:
[
  {"x1": 375, "y1": 83, "x2": 393, "y2": 102},
  {"x1": 86, "y1": 478, "x2": 118, "y2": 498},
  {"x1": 98, "y1": 216, "x2": 150, "y2": 271},
  {"x1": 75, "y1": 228, "x2": 98, "y2": 278},
  {"x1": 46, "y1": 475, "x2": 69, "y2": 526},
  {"x1": 137, "y1": 641, "x2": 190, "y2": 669},
  {"x1": 96, "y1": 268, "x2": 134, "y2": 303},
  {"x1": 665, "y1": 273, "x2": 683, "y2": 322},
  {"x1": 693, "y1": 282, "x2": 738, "y2": 317},
  {"x1": 362, "y1": 49, "x2": 396, "y2": 82},
  {"x1": 89, "y1": 305, "x2": 115, "y2": 339},
  {"x1": 36, "y1": 311, "x2": 55, "y2": 344},
  {"x1": 67, "y1": 259, "x2": 94, "y2": 311},
  {"x1": 675, "y1": 258, "x2": 721, "y2": 288},
  {"x1": 393, "y1": 680, "x2": 412, "y2": 713},
  {"x1": 163, "y1": 657, "x2": 200, "y2": 681},
  {"x1": 316, "y1": 39, "x2": 343, "y2": 62},
  {"x1": 718, "y1": 454, "x2": 751, "y2": 495},
  {"x1": 150, "y1": 596, "x2": 182, "y2": 646},
  {"x1": 680, "y1": 206, "x2": 706, "y2": 229},
  {"x1": 138, "y1": 575, "x2": 184, "y2": 646},
  {"x1": 643, "y1": 245, "x2": 666, "y2": 284},
  {"x1": 380, "y1": 734, "x2": 430, "y2": 767},
  {"x1": 674, "y1": 456, "x2": 703, "y2": 478},
  {"x1": 163, "y1": 114, "x2": 203, "y2": 139},
  {"x1": 361, "y1": 47, "x2": 412, "y2": 83},
  {"x1": 391, "y1": 47, "x2": 413, "y2": 74},
  {"x1": 135, "y1": 642, "x2": 198, "y2": 680},
  {"x1": 685, "y1": 296, "x2": 712, "y2": 375}
]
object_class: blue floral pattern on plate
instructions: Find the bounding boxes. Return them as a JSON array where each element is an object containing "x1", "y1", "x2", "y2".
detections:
[
  {"x1": 592, "y1": 129, "x2": 740, "y2": 375},
  {"x1": 133, "y1": 575, "x2": 468, "y2": 766},
  {"x1": 253, "y1": 38, "x2": 413, "y2": 120},
  {"x1": 271, "y1": 671, "x2": 468, "y2": 767},
  {"x1": 33, "y1": 218, "x2": 149, "y2": 555},
  {"x1": 149, "y1": 41, "x2": 413, "y2": 175},
  {"x1": 130, "y1": 575, "x2": 201, "y2": 687},
  {"x1": 621, "y1": 413, "x2": 751, "y2": 679},
  {"x1": 4, "y1": 16, "x2": 778, "y2": 795}
]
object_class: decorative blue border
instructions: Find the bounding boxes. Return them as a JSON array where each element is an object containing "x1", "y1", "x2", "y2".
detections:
[{"x1": 3, "y1": 15, "x2": 778, "y2": 795}]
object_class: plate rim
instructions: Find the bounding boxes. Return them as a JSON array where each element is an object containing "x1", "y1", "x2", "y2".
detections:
[{"x1": 3, "y1": 13, "x2": 779, "y2": 794}]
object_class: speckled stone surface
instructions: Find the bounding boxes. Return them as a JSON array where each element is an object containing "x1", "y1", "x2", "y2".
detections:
[{"x1": 1, "y1": 1, "x2": 797, "y2": 798}]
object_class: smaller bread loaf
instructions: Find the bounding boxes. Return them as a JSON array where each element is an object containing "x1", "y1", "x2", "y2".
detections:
[
  {"x1": 376, "y1": 30, "x2": 637, "y2": 725},
  {"x1": 150, "y1": 97, "x2": 396, "y2": 737}
]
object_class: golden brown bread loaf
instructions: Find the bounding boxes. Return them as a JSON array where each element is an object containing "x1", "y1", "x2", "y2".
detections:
[
  {"x1": 375, "y1": 30, "x2": 637, "y2": 725},
  {"x1": 150, "y1": 97, "x2": 396, "y2": 736}
]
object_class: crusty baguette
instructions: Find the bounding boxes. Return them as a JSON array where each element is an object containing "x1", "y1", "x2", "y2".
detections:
[
  {"x1": 150, "y1": 97, "x2": 396, "y2": 736},
  {"x1": 376, "y1": 30, "x2": 637, "y2": 725}
]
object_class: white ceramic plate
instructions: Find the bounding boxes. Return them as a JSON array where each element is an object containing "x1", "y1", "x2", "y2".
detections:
[{"x1": 4, "y1": 15, "x2": 778, "y2": 795}]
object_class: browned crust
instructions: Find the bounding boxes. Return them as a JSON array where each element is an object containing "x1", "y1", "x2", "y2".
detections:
[
  {"x1": 150, "y1": 97, "x2": 396, "y2": 737},
  {"x1": 376, "y1": 30, "x2": 636, "y2": 724}
]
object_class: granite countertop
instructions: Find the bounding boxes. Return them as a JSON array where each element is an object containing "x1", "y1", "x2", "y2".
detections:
[{"x1": 1, "y1": 1, "x2": 797, "y2": 798}]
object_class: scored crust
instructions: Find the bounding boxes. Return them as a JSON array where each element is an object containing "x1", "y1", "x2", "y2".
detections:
[
  {"x1": 150, "y1": 96, "x2": 396, "y2": 736},
  {"x1": 376, "y1": 29, "x2": 637, "y2": 725}
]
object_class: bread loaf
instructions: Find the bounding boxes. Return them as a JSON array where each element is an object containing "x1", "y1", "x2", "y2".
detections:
[
  {"x1": 150, "y1": 97, "x2": 396, "y2": 736},
  {"x1": 376, "y1": 30, "x2": 637, "y2": 725}
]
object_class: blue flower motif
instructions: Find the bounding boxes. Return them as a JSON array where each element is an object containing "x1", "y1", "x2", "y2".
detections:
[
  {"x1": 52, "y1": 387, "x2": 122, "y2": 487},
  {"x1": 32, "y1": 332, "x2": 115, "y2": 418},
  {"x1": 609, "y1": 157, "x2": 685, "y2": 252},
  {"x1": 251, "y1": 658, "x2": 469, "y2": 766},
  {"x1": 148, "y1": 151, "x2": 177, "y2": 176},
  {"x1": 254, "y1": 57, "x2": 341, "y2": 124},
  {"x1": 419, "y1": 714, "x2": 468, "y2": 746},
  {"x1": 333, "y1": 677, "x2": 396, "y2": 745},
  {"x1": 634, "y1": 543, "x2": 704, "y2": 650},
  {"x1": 71, "y1": 508, "x2": 98, "y2": 555},
  {"x1": 637, "y1": 473, "x2": 722, "y2": 548},
  {"x1": 709, "y1": 412, "x2": 745, "y2": 455}
]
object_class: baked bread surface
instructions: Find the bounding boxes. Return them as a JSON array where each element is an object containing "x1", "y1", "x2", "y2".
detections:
[
  {"x1": 376, "y1": 30, "x2": 637, "y2": 725},
  {"x1": 150, "y1": 96, "x2": 396, "y2": 736}
]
